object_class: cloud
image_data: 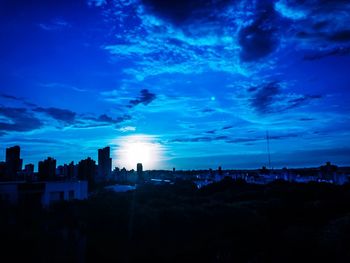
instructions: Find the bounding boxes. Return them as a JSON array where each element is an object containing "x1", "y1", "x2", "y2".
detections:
[
  {"x1": 38, "y1": 18, "x2": 71, "y2": 31},
  {"x1": 248, "y1": 81, "x2": 322, "y2": 114},
  {"x1": 0, "y1": 92, "x2": 133, "y2": 133},
  {"x1": 129, "y1": 89, "x2": 156, "y2": 107},
  {"x1": 87, "y1": 0, "x2": 107, "y2": 7},
  {"x1": 140, "y1": 0, "x2": 233, "y2": 25},
  {"x1": 222, "y1": 125, "x2": 233, "y2": 130},
  {"x1": 0, "y1": 93, "x2": 37, "y2": 107},
  {"x1": 118, "y1": 126, "x2": 136, "y2": 132},
  {"x1": 170, "y1": 135, "x2": 230, "y2": 143},
  {"x1": 0, "y1": 106, "x2": 42, "y2": 134},
  {"x1": 227, "y1": 133, "x2": 299, "y2": 144},
  {"x1": 81, "y1": 113, "x2": 131, "y2": 125},
  {"x1": 238, "y1": 2, "x2": 279, "y2": 61},
  {"x1": 304, "y1": 46, "x2": 350, "y2": 60},
  {"x1": 33, "y1": 107, "x2": 76, "y2": 124},
  {"x1": 250, "y1": 81, "x2": 281, "y2": 113},
  {"x1": 0, "y1": 94, "x2": 22, "y2": 101},
  {"x1": 328, "y1": 30, "x2": 350, "y2": 42},
  {"x1": 95, "y1": 0, "x2": 350, "y2": 80},
  {"x1": 39, "y1": 82, "x2": 87, "y2": 92},
  {"x1": 299, "y1": 117, "x2": 315, "y2": 121}
]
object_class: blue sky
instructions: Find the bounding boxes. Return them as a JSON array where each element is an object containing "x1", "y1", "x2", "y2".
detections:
[{"x1": 0, "y1": 0, "x2": 350, "y2": 170}]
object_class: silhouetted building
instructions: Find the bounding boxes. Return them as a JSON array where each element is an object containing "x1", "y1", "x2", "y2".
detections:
[
  {"x1": 64, "y1": 161, "x2": 75, "y2": 179},
  {"x1": 22, "y1": 163, "x2": 35, "y2": 181},
  {"x1": 120, "y1": 167, "x2": 127, "y2": 182},
  {"x1": 98, "y1": 147, "x2": 112, "y2": 181},
  {"x1": 0, "y1": 162, "x2": 6, "y2": 180},
  {"x1": 38, "y1": 157, "x2": 56, "y2": 181},
  {"x1": 137, "y1": 163, "x2": 143, "y2": 182},
  {"x1": 320, "y1": 162, "x2": 338, "y2": 181},
  {"x1": 5, "y1": 146, "x2": 23, "y2": 179},
  {"x1": 25, "y1": 164, "x2": 34, "y2": 174},
  {"x1": 56, "y1": 162, "x2": 75, "y2": 179},
  {"x1": 0, "y1": 181, "x2": 88, "y2": 207},
  {"x1": 78, "y1": 157, "x2": 96, "y2": 190}
]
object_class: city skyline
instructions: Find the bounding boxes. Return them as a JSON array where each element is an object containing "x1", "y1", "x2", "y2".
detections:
[
  {"x1": 1, "y1": 0, "x2": 350, "y2": 169},
  {"x1": 0, "y1": 144, "x2": 348, "y2": 174}
]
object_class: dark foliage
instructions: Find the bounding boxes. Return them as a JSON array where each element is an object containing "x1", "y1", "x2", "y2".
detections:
[{"x1": 1, "y1": 180, "x2": 350, "y2": 262}]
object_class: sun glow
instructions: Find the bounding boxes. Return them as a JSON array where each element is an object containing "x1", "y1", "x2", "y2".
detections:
[{"x1": 114, "y1": 135, "x2": 164, "y2": 170}]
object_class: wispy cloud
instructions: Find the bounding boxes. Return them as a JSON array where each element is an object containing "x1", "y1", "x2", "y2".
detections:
[
  {"x1": 39, "y1": 82, "x2": 87, "y2": 92},
  {"x1": 38, "y1": 18, "x2": 71, "y2": 31}
]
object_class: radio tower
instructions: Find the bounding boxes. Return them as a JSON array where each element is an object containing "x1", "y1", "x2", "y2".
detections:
[{"x1": 266, "y1": 130, "x2": 271, "y2": 169}]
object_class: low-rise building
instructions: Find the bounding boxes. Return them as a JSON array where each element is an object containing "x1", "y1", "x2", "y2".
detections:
[{"x1": 0, "y1": 180, "x2": 88, "y2": 207}]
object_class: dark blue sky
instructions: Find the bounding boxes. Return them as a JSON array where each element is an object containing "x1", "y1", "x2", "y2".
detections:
[{"x1": 1, "y1": 0, "x2": 350, "y2": 170}]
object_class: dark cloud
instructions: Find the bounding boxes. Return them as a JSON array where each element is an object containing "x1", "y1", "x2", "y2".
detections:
[
  {"x1": 222, "y1": 125, "x2": 233, "y2": 130},
  {"x1": 327, "y1": 30, "x2": 350, "y2": 42},
  {"x1": 76, "y1": 113, "x2": 132, "y2": 129},
  {"x1": 238, "y1": 2, "x2": 279, "y2": 61},
  {"x1": 250, "y1": 81, "x2": 281, "y2": 114},
  {"x1": 140, "y1": 0, "x2": 232, "y2": 25},
  {"x1": 0, "y1": 93, "x2": 22, "y2": 101},
  {"x1": 299, "y1": 117, "x2": 315, "y2": 121},
  {"x1": 116, "y1": 114, "x2": 132, "y2": 122},
  {"x1": 249, "y1": 82, "x2": 322, "y2": 114},
  {"x1": 227, "y1": 137, "x2": 260, "y2": 144},
  {"x1": 227, "y1": 133, "x2": 299, "y2": 144},
  {"x1": 97, "y1": 114, "x2": 113, "y2": 123},
  {"x1": 129, "y1": 89, "x2": 156, "y2": 107},
  {"x1": 215, "y1": 135, "x2": 229, "y2": 140},
  {"x1": 202, "y1": 108, "x2": 215, "y2": 113},
  {"x1": 0, "y1": 93, "x2": 37, "y2": 107},
  {"x1": 304, "y1": 46, "x2": 350, "y2": 60},
  {"x1": 170, "y1": 135, "x2": 229, "y2": 143},
  {"x1": 171, "y1": 136, "x2": 212, "y2": 143},
  {"x1": 284, "y1": 95, "x2": 322, "y2": 111},
  {"x1": 0, "y1": 106, "x2": 42, "y2": 134},
  {"x1": 33, "y1": 107, "x2": 76, "y2": 124},
  {"x1": 86, "y1": 114, "x2": 131, "y2": 124}
]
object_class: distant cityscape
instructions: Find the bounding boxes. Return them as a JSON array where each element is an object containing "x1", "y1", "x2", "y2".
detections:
[{"x1": 0, "y1": 145, "x2": 350, "y2": 207}]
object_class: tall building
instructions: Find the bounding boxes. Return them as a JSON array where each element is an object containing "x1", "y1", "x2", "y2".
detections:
[
  {"x1": 0, "y1": 162, "x2": 6, "y2": 180},
  {"x1": 64, "y1": 161, "x2": 75, "y2": 179},
  {"x1": 137, "y1": 163, "x2": 143, "y2": 182},
  {"x1": 23, "y1": 164, "x2": 35, "y2": 181},
  {"x1": 24, "y1": 164, "x2": 34, "y2": 174},
  {"x1": 38, "y1": 157, "x2": 56, "y2": 181},
  {"x1": 78, "y1": 157, "x2": 96, "y2": 190},
  {"x1": 98, "y1": 146, "x2": 112, "y2": 181},
  {"x1": 5, "y1": 146, "x2": 23, "y2": 179}
]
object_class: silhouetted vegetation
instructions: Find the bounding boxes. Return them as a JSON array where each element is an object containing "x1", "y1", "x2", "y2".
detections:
[{"x1": 1, "y1": 179, "x2": 350, "y2": 262}]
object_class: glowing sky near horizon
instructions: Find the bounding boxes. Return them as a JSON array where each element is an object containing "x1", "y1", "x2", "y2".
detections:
[{"x1": 0, "y1": 0, "x2": 350, "y2": 169}]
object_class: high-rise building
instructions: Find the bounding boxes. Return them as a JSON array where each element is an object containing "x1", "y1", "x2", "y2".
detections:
[
  {"x1": 5, "y1": 146, "x2": 23, "y2": 179},
  {"x1": 0, "y1": 162, "x2": 6, "y2": 179},
  {"x1": 24, "y1": 164, "x2": 34, "y2": 174},
  {"x1": 98, "y1": 146, "x2": 112, "y2": 181},
  {"x1": 64, "y1": 161, "x2": 75, "y2": 179},
  {"x1": 38, "y1": 157, "x2": 56, "y2": 181},
  {"x1": 137, "y1": 163, "x2": 143, "y2": 182},
  {"x1": 78, "y1": 157, "x2": 96, "y2": 190},
  {"x1": 23, "y1": 164, "x2": 35, "y2": 181}
]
